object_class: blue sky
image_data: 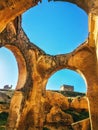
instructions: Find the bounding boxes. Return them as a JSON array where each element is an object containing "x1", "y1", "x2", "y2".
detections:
[
  {"x1": 0, "y1": 47, "x2": 18, "y2": 89},
  {"x1": 0, "y1": 0, "x2": 88, "y2": 92}
]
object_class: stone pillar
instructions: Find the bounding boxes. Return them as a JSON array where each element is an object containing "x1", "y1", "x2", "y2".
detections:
[
  {"x1": 68, "y1": 42, "x2": 98, "y2": 130},
  {"x1": 88, "y1": 12, "x2": 98, "y2": 130},
  {"x1": 86, "y1": 73, "x2": 98, "y2": 130},
  {"x1": 88, "y1": 13, "x2": 98, "y2": 60}
]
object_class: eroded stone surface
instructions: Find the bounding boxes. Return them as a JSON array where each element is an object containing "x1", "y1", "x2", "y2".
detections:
[
  {"x1": 44, "y1": 91, "x2": 89, "y2": 130},
  {"x1": 0, "y1": 90, "x2": 89, "y2": 130},
  {"x1": 0, "y1": 0, "x2": 98, "y2": 130},
  {"x1": 0, "y1": 18, "x2": 96, "y2": 130},
  {"x1": 0, "y1": 0, "x2": 40, "y2": 32}
]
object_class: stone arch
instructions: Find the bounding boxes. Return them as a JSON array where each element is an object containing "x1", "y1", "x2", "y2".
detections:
[
  {"x1": 5, "y1": 45, "x2": 27, "y2": 90},
  {"x1": 46, "y1": 68, "x2": 87, "y2": 93},
  {"x1": 76, "y1": 69, "x2": 87, "y2": 91}
]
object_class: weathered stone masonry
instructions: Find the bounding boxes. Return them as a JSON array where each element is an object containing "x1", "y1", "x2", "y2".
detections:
[{"x1": 0, "y1": 0, "x2": 98, "y2": 130}]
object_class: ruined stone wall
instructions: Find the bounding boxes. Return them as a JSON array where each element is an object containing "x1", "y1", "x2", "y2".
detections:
[{"x1": 0, "y1": 0, "x2": 98, "y2": 130}]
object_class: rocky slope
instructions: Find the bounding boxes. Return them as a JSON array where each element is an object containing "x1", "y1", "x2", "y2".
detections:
[
  {"x1": 43, "y1": 91, "x2": 89, "y2": 130},
  {"x1": 0, "y1": 90, "x2": 90, "y2": 130}
]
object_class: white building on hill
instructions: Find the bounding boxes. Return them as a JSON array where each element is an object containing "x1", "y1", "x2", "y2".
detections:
[{"x1": 60, "y1": 84, "x2": 74, "y2": 92}]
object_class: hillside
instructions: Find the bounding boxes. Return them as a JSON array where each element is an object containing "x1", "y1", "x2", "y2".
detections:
[
  {"x1": 52, "y1": 90, "x2": 86, "y2": 97},
  {"x1": 0, "y1": 89, "x2": 89, "y2": 130}
]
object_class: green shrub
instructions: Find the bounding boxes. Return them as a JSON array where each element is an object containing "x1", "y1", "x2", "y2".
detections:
[
  {"x1": 43, "y1": 127, "x2": 50, "y2": 130},
  {"x1": 63, "y1": 109, "x2": 89, "y2": 122},
  {"x1": 0, "y1": 127, "x2": 5, "y2": 130},
  {"x1": 0, "y1": 112, "x2": 8, "y2": 126}
]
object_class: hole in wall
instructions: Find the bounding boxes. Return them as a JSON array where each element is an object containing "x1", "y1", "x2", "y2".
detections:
[
  {"x1": 0, "y1": 47, "x2": 18, "y2": 89},
  {"x1": 22, "y1": 1, "x2": 88, "y2": 55},
  {"x1": 46, "y1": 69, "x2": 86, "y2": 93}
]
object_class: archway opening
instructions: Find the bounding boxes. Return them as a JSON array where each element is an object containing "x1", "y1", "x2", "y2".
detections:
[
  {"x1": 5, "y1": 45, "x2": 27, "y2": 90},
  {"x1": 0, "y1": 47, "x2": 18, "y2": 90},
  {"x1": 45, "y1": 69, "x2": 89, "y2": 128},
  {"x1": 22, "y1": 0, "x2": 88, "y2": 54},
  {"x1": 0, "y1": 46, "x2": 27, "y2": 128},
  {"x1": 46, "y1": 69, "x2": 87, "y2": 93}
]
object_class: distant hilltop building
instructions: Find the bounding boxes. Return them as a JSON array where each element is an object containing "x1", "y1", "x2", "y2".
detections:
[
  {"x1": 3, "y1": 85, "x2": 12, "y2": 90},
  {"x1": 60, "y1": 84, "x2": 74, "y2": 92}
]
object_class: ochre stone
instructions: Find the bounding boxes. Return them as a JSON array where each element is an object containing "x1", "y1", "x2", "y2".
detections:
[
  {"x1": 0, "y1": 90, "x2": 89, "y2": 129},
  {"x1": 71, "y1": 96, "x2": 88, "y2": 111},
  {"x1": 44, "y1": 91, "x2": 89, "y2": 130},
  {"x1": 0, "y1": 0, "x2": 98, "y2": 130},
  {"x1": 0, "y1": 0, "x2": 40, "y2": 32}
]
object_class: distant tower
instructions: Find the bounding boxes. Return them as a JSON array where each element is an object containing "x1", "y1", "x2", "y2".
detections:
[{"x1": 60, "y1": 84, "x2": 74, "y2": 92}]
